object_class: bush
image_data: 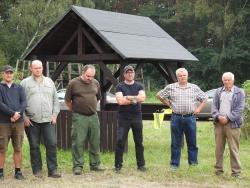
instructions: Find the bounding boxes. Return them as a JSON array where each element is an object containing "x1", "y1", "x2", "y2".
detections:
[{"x1": 242, "y1": 80, "x2": 250, "y2": 139}]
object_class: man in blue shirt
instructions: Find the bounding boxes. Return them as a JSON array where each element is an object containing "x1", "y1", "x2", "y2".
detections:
[{"x1": 0, "y1": 65, "x2": 26, "y2": 181}]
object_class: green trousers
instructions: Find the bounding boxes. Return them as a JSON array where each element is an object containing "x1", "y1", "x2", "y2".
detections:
[{"x1": 71, "y1": 113, "x2": 101, "y2": 169}]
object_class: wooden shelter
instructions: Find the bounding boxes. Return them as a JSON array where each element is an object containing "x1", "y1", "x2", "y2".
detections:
[{"x1": 23, "y1": 5, "x2": 198, "y2": 151}]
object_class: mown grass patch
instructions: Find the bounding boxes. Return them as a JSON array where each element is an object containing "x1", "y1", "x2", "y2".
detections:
[{"x1": 4, "y1": 120, "x2": 250, "y2": 187}]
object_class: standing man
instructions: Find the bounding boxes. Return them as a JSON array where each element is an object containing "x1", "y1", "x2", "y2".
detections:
[
  {"x1": 65, "y1": 64, "x2": 103, "y2": 175},
  {"x1": 114, "y1": 65, "x2": 146, "y2": 173},
  {"x1": 20, "y1": 60, "x2": 61, "y2": 178},
  {"x1": 0, "y1": 65, "x2": 26, "y2": 181},
  {"x1": 212, "y1": 72, "x2": 245, "y2": 178},
  {"x1": 157, "y1": 68, "x2": 207, "y2": 170}
]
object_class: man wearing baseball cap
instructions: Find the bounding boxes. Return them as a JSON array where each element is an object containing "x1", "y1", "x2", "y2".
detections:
[
  {"x1": 0, "y1": 65, "x2": 27, "y2": 181},
  {"x1": 114, "y1": 65, "x2": 146, "y2": 173}
]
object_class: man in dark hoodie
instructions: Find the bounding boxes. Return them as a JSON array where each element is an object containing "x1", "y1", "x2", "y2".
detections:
[{"x1": 0, "y1": 65, "x2": 26, "y2": 181}]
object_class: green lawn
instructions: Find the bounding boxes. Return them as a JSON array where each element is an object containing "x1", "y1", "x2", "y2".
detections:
[{"x1": 5, "y1": 120, "x2": 250, "y2": 187}]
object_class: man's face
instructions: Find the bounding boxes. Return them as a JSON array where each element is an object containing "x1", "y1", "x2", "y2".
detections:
[
  {"x1": 82, "y1": 68, "x2": 95, "y2": 84},
  {"x1": 2, "y1": 71, "x2": 14, "y2": 83},
  {"x1": 222, "y1": 75, "x2": 234, "y2": 89},
  {"x1": 124, "y1": 70, "x2": 135, "y2": 82},
  {"x1": 177, "y1": 71, "x2": 188, "y2": 85},
  {"x1": 30, "y1": 61, "x2": 43, "y2": 78}
]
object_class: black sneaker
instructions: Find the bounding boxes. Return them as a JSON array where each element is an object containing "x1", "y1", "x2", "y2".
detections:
[
  {"x1": 114, "y1": 167, "x2": 121, "y2": 174},
  {"x1": 73, "y1": 167, "x2": 82, "y2": 175},
  {"x1": 0, "y1": 172, "x2": 4, "y2": 181},
  {"x1": 137, "y1": 166, "x2": 147, "y2": 172},
  {"x1": 33, "y1": 170, "x2": 43, "y2": 178},
  {"x1": 14, "y1": 171, "x2": 25, "y2": 180}
]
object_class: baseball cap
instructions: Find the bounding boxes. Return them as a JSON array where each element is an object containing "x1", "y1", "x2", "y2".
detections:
[
  {"x1": 2, "y1": 65, "x2": 14, "y2": 73},
  {"x1": 123, "y1": 65, "x2": 134, "y2": 73}
]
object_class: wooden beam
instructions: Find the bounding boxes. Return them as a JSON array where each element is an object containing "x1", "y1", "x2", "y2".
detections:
[
  {"x1": 81, "y1": 27, "x2": 104, "y2": 53},
  {"x1": 59, "y1": 31, "x2": 77, "y2": 55},
  {"x1": 97, "y1": 61, "x2": 118, "y2": 87},
  {"x1": 51, "y1": 62, "x2": 68, "y2": 81},
  {"x1": 153, "y1": 63, "x2": 172, "y2": 83},
  {"x1": 163, "y1": 64, "x2": 177, "y2": 82},
  {"x1": 77, "y1": 23, "x2": 83, "y2": 55},
  {"x1": 38, "y1": 54, "x2": 120, "y2": 62},
  {"x1": 102, "y1": 66, "x2": 121, "y2": 91}
]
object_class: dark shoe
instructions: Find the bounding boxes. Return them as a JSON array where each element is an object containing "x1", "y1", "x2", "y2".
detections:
[
  {"x1": 215, "y1": 170, "x2": 224, "y2": 176},
  {"x1": 90, "y1": 166, "x2": 105, "y2": 172},
  {"x1": 73, "y1": 168, "x2": 82, "y2": 175},
  {"x1": 0, "y1": 172, "x2": 4, "y2": 181},
  {"x1": 114, "y1": 167, "x2": 121, "y2": 174},
  {"x1": 14, "y1": 171, "x2": 25, "y2": 180},
  {"x1": 33, "y1": 170, "x2": 43, "y2": 178},
  {"x1": 48, "y1": 170, "x2": 61, "y2": 178},
  {"x1": 137, "y1": 166, "x2": 146, "y2": 172},
  {"x1": 231, "y1": 174, "x2": 242, "y2": 179}
]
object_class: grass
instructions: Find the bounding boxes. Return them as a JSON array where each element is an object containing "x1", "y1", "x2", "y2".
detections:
[{"x1": 4, "y1": 120, "x2": 250, "y2": 187}]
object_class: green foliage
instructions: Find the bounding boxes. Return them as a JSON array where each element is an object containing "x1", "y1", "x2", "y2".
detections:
[
  {"x1": 242, "y1": 80, "x2": 250, "y2": 139},
  {"x1": 0, "y1": 0, "x2": 249, "y2": 91}
]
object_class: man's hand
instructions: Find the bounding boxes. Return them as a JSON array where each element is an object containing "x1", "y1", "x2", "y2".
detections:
[
  {"x1": 218, "y1": 115, "x2": 229, "y2": 125},
  {"x1": 24, "y1": 117, "x2": 33, "y2": 127},
  {"x1": 12, "y1": 112, "x2": 21, "y2": 121},
  {"x1": 51, "y1": 116, "x2": 57, "y2": 125},
  {"x1": 10, "y1": 117, "x2": 16, "y2": 123}
]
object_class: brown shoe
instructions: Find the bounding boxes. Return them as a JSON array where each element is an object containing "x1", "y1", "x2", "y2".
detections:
[
  {"x1": 215, "y1": 170, "x2": 224, "y2": 176},
  {"x1": 48, "y1": 170, "x2": 61, "y2": 178}
]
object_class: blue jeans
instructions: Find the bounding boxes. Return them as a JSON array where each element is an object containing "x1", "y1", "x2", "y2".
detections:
[
  {"x1": 170, "y1": 114, "x2": 198, "y2": 167},
  {"x1": 25, "y1": 121, "x2": 58, "y2": 174}
]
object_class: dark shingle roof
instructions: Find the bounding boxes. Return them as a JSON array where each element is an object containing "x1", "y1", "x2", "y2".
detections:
[
  {"x1": 23, "y1": 5, "x2": 198, "y2": 62},
  {"x1": 72, "y1": 6, "x2": 198, "y2": 61}
]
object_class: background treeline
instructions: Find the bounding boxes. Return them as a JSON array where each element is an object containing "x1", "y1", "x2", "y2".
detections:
[{"x1": 0, "y1": 0, "x2": 249, "y2": 91}]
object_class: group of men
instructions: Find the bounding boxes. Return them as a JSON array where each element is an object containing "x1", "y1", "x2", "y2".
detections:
[{"x1": 0, "y1": 60, "x2": 245, "y2": 181}]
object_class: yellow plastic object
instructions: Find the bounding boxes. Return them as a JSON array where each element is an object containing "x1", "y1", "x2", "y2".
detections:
[{"x1": 153, "y1": 108, "x2": 172, "y2": 129}]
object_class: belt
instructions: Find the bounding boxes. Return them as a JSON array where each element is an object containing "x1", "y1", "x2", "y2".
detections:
[{"x1": 172, "y1": 112, "x2": 193, "y2": 117}]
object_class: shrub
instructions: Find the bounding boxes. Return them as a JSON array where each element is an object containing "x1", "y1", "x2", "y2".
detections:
[{"x1": 242, "y1": 80, "x2": 250, "y2": 139}]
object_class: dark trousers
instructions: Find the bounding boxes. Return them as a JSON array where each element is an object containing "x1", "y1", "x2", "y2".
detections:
[
  {"x1": 170, "y1": 114, "x2": 198, "y2": 167},
  {"x1": 115, "y1": 112, "x2": 145, "y2": 168},
  {"x1": 25, "y1": 121, "x2": 58, "y2": 174}
]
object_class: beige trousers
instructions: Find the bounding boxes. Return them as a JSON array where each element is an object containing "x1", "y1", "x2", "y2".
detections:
[{"x1": 214, "y1": 123, "x2": 241, "y2": 175}]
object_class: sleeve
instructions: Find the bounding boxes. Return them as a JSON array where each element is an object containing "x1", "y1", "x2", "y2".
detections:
[
  {"x1": 211, "y1": 88, "x2": 221, "y2": 120},
  {"x1": 96, "y1": 82, "x2": 102, "y2": 101},
  {"x1": 0, "y1": 86, "x2": 15, "y2": 116},
  {"x1": 227, "y1": 90, "x2": 245, "y2": 122},
  {"x1": 18, "y1": 86, "x2": 27, "y2": 114},
  {"x1": 116, "y1": 83, "x2": 122, "y2": 93},
  {"x1": 195, "y1": 86, "x2": 208, "y2": 102},
  {"x1": 157, "y1": 85, "x2": 170, "y2": 99},
  {"x1": 50, "y1": 79, "x2": 60, "y2": 117},
  {"x1": 64, "y1": 81, "x2": 73, "y2": 102},
  {"x1": 138, "y1": 82, "x2": 144, "y2": 91}
]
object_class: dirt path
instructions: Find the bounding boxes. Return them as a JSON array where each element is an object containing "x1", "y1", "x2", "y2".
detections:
[{"x1": 0, "y1": 171, "x2": 231, "y2": 188}]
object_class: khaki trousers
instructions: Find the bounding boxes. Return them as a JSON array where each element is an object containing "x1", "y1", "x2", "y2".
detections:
[{"x1": 214, "y1": 123, "x2": 241, "y2": 175}]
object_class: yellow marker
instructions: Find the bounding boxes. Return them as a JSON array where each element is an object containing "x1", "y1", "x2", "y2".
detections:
[{"x1": 153, "y1": 108, "x2": 172, "y2": 129}]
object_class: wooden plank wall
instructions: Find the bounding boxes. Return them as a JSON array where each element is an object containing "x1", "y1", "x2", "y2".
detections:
[{"x1": 56, "y1": 110, "x2": 127, "y2": 152}]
